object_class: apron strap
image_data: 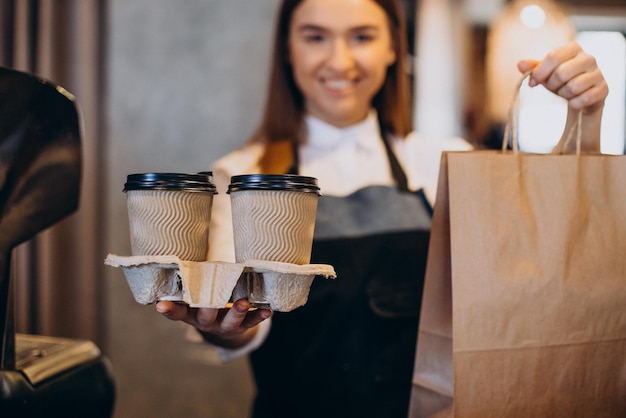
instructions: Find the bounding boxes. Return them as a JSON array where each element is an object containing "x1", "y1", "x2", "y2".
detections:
[{"x1": 379, "y1": 121, "x2": 410, "y2": 193}]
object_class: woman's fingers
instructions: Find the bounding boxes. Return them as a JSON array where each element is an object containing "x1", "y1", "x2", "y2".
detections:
[
  {"x1": 528, "y1": 41, "x2": 580, "y2": 85},
  {"x1": 517, "y1": 59, "x2": 539, "y2": 75},
  {"x1": 155, "y1": 300, "x2": 191, "y2": 320},
  {"x1": 156, "y1": 301, "x2": 218, "y2": 331},
  {"x1": 217, "y1": 299, "x2": 253, "y2": 331},
  {"x1": 241, "y1": 307, "x2": 273, "y2": 328},
  {"x1": 518, "y1": 41, "x2": 608, "y2": 113},
  {"x1": 155, "y1": 298, "x2": 272, "y2": 335},
  {"x1": 217, "y1": 299, "x2": 273, "y2": 331}
]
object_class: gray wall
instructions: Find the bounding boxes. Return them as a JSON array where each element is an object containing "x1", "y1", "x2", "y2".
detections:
[{"x1": 105, "y1": 1, "x2": 279, "y2": 417}]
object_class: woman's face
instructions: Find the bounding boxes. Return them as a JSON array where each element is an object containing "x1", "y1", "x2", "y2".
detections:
[{"x1": 288, "y1": 0, "x2": 396, "y2": 128}]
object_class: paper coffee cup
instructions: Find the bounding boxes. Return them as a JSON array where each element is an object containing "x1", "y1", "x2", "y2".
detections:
[
  {"x1": 228, "y1": 174, "x2": 320, "y2": 264},
  {"x1": 228, "y1": 174, "x2": 320, "y2": 308},
  {"x1": 124, "y1": 172, "x2": 217, "y2": 262}
]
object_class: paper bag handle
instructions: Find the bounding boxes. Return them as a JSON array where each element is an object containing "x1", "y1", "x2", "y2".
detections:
[{"x1": 502, "y1": 71, "x2": 582, "y2": 155}]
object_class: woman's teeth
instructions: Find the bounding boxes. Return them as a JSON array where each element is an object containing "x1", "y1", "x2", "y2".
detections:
[{"x1": 325, "y1": 80, "x2": 351, "y2": 90}]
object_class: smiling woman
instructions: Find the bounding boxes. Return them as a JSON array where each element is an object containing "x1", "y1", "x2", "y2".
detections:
[
  {"x1": 287, "y1": 0, "x2": 397, "y2": 127},
  {"x1": 245, "y1": 0, "x2": 413, "y2": 171},
  {"x1": 156, "y1": 1, "x2": 471, "y2": 417}
]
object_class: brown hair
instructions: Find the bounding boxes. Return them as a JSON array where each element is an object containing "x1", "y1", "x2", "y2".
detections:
[{"x1": 252, "y1": 0, "x2": 412, "y2": 173}]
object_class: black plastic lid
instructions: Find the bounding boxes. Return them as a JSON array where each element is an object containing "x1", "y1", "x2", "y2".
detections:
[
  {"x1": 228, "y1": 174, "x2": 320, "y2": 195},
  {"x1": 196, "y1": 171, "x2": 214, "y2": 181},
  {"x1": 124, "y1": 172, "x2": 217, "y2": 193}
]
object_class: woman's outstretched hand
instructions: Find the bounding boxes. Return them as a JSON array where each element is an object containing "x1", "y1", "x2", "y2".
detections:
[
  {"x1": 517, "y1": 41, "x2": 608, "y2": 114},
  {"x1": 156, "y1": 298, "x2": 272, "y2": 349},
  {"x1": 518, "y1": 41, "x2": 608, "y2": 152}
]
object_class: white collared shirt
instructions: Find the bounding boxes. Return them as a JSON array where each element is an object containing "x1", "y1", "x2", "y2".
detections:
[{"x1": 299, "y1": 111, "x2": 395, "y2": 196}]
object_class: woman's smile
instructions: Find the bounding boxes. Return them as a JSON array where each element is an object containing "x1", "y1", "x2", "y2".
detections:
[{"x1": 321, "y1": 77, "x2": 358, "y2": 94}]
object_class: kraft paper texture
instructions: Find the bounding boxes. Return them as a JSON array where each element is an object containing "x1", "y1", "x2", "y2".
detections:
[{"x1": 410, "y1": 150, "x2": 626, "y2": 417}]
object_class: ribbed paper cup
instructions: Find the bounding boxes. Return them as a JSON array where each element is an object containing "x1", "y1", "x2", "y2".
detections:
[
  {"x1": 228, "y1": 174, "x2": 320, "y2": 264},
  {"x1": 124, "y1": 172, "x2": 217, "y2": 261}
]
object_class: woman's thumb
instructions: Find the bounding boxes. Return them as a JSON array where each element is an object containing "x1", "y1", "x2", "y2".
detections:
[{"x1": 517, "y1": 59, "x2": 539, "y2": 73}]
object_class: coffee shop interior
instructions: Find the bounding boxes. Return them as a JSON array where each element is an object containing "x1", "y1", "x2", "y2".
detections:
[{"x1": 0, "y1": 0, "x2": 624, "y2": 417}]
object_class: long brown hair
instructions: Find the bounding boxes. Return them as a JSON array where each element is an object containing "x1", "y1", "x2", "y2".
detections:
[{"x1": 252, "y1": 0, "x2": 412, "y2": 173}]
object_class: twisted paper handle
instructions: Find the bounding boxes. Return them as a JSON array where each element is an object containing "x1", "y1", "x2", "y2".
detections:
[{"x1": 502, "y1": 71, "x2": 582, "y2": 155}]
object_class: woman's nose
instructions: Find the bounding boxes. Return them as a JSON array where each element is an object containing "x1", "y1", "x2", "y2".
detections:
[{"x1": 326, "y1": 39, "x2": 355, "y2": 71}]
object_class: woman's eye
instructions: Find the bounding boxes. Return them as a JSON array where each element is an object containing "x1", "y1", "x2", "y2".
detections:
[
  {"x1": 304, "y1": 34, "x2": 325, "y2": 43},
  {"x1": 354, "y1": 33, "x2": 375, "y2": 43}
]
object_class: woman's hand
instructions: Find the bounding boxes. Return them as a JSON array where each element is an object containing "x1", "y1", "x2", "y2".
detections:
[
  {"x1": 518, "y1": 41, "x2": 608, "y2": 152},
  {"x1": 156, "y1": 298, "x2": 272, "y2": 349},
  {"x1": 518, "y1": 41, "x2": 608, "y2": 114}
]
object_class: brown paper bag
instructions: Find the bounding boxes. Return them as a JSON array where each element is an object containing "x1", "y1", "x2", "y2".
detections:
[
  {"x1": 409, "y1": 146, "x2": 626, "y2": 417},
  {"x1": 409, "y1": 151, "x2": 455, "y2": 418}
]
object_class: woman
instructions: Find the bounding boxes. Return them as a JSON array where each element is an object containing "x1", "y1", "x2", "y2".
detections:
[{"x1": 156, "y1": 0, "x2": 608, "y2": 417}]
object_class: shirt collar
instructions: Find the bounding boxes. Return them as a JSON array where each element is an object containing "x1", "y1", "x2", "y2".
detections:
[{"x1": 304, "y1": 110, "x2": 381, "y2": 152}]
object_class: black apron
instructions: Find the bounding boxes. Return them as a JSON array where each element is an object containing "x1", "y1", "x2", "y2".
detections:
[{"x1": 250, "y1": 138, "x2": 432, "y2": 418}]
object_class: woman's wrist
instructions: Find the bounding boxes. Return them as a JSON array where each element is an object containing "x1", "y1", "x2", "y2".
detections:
[{"x1": 560, "y1": 105, "x2": 603, "y2": 153}]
